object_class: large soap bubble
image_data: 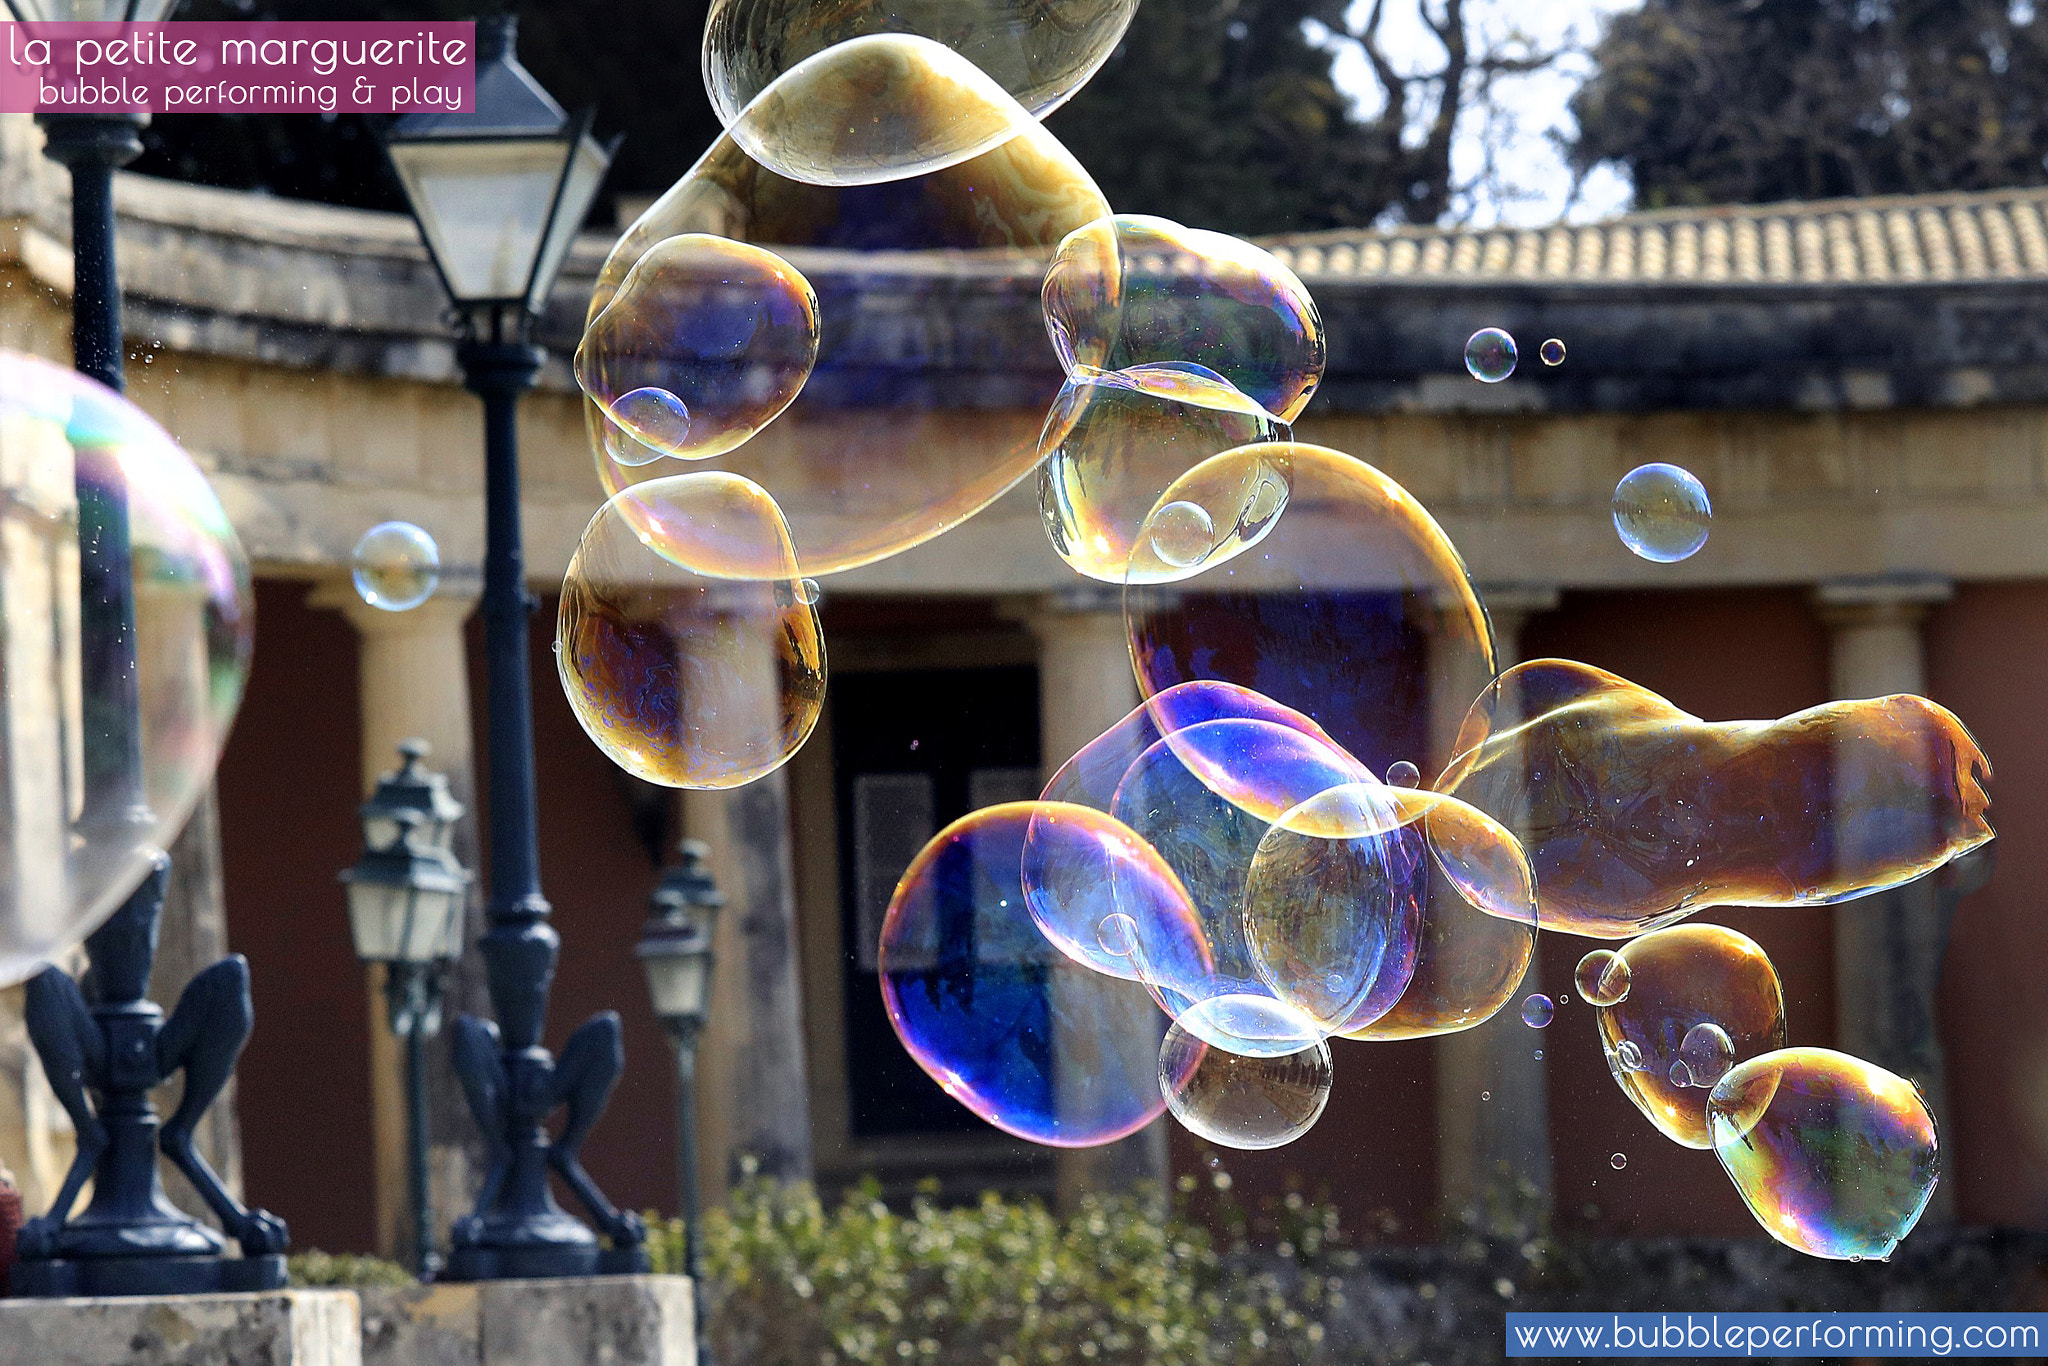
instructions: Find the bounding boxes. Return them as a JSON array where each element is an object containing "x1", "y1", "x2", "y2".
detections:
[
  {"x1": 704, "y1": 0, "x2": 1139, "y2": 149},
  {"x1": 556, "y1": 472, "x2": 826, "y2": 790},
  {"x1": 590, "y1": 99, "x2": 1110, "y2": 576},
  {"x1": 1158, "y1": 1020, "x2": 1331, "y2": 1151},
  {"x1": 575, "y1": 235, "x2": 819, "y2": 461},
  {"x1": 1439, "y1": 659, "x2": 1994, "y2": 937},
  {"x1": 880, "y1": 802, "x2": 1184, "y2": 1147},
  {"x1": 1595, "y1": 924, "x2": 1786, "y2": 1148},
  {"x1": 0, "y1": 352, "x2": 253, "y2": 985},
  {"x1": 1044, "y1": 215, "x2": 1327, "y2": 423},
  {"x1": 1126, "y1": 443, "x2": 1496, "y2": 778},
  {"x1": 1708, "y1": 1047, "x2": 1939, "y2": 1260},
  {"x1": 1039, "y1": 363, "x2": 1285, "y2": 584}
]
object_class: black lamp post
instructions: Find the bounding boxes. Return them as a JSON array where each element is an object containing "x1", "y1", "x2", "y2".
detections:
[
  {"x1": 342, "y1": 741, "x2": 471, "y2": 1279},
  {"x1": 637, "y1": 841, "x2": 723, "y2": 1362},
  {"x1": 380, "y1": 14, "x2": 641, "y2": 1281},
  {"x1": 8, "y1": 0, "x2": 292, "y2": 1299}
]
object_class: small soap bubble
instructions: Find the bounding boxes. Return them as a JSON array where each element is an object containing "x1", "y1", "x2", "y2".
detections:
[
  {"x1": 1682, "y1": 1021, "x2": 1737, "y2": 1088},
  {"x1": 1464, "y1": 328, "x2": 1517, "y2": 383},
  {"x1": 1612, "y1": 462, "x2": 1712, "y2": 563},
  {"x1": 352, "y1": 521, "x2": 440, "y2": 613},
  {"x1": 1616, "y1": 1040, "x2": 1645, "y2": 1072},
  {"x1": 1534, "y1": 1049, "x2": 1544, "y2": 1061},
  {"x1": 1521, "y1": 994, "x2": 1555, "y2": 1029},
  {"x1": 1159, "y1": 1021, "x2": 1332, "y2": 1150},
  {"x1": 1557, "y1": 993, "x2": 1570, "y2": 1005},
  {"x1": 1482, "y1": 1091, "x2": 1492, "y2": 1101},
  {"x1": 1385, "y1": 760, "x2": 1421, "y2": 788},
  {"x1": 1149, "y1": 499, "x2": 1218, "y2": 569},
  {"x1": 797, "y1": 577, "x2": 822, "y2": 607},
  {"x1": 1670, "y1": 1059, "x2": 1695, "y2": 1088},
  {"x1": 1576, "y1": 949, "x2": 1632, "y2": 1007},
  {"x1": 1539, "y1": 338, "x2": 1567, "y2": 366},
  {"x1": 1611, "y1": 1152, "x2": 1628, "y2": 1171}
]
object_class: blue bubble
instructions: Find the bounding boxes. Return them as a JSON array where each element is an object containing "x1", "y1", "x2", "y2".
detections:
[{"x1": 1612, "y1": 463, "x2": 1712, "y2": 563}]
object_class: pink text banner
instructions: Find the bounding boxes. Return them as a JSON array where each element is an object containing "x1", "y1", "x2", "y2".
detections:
[{"x1": 0, "y1": 21, "x2": 473, "y2": 113}]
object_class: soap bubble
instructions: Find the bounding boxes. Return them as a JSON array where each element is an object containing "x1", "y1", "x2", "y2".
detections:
[
  {"x1": 1521, "y1": 994, "x2": 1555, "y2": 1029},
  {"x1": 1612, "y1": 463, "x2": 1712, "y2": 563},
  {"x1": 0, "y1": 352, "x2": 253, "y2": 985},
  {"x1": 1158, "y1": 1019, "x2": 1331, "y2": 1150},
  {"x1": 1039, "y1": 364, "x2": 1285, "y2": 584},
  {"x1": 556, "y1": 472, "x2": 826, "y2": 790},
  {"x1": 590, "y1": 95, "x2": 1110, "y2": 576},
  {"x1": 1539, "y1": 338, "x2": 1566, "y2": 366},
  {"x1": 351, "y1": 521, "x2": 440, "y2": 613},
  {"x1": 1385, "y1": 760, "x2": 1421, "y2": 788},
  {"x1": 1709, "y1": 1047, "x2": 1939, "y2": 1260},
  {"x1": 575, "y1": 235, "x2": 819, "y2": 461},
  {"x1": 1575, "y1": 949, "x2": 1632, "y2": 1007},
  {"x1": 704, "y1": 0, "x2": 1139, "y2": 144},
  {"x1": 1017, "y1": 801, "x2": 1210, "y2": 991},
  {"x1": 1611, "y1": 1152, "x2": 1628, "y2": 1171},
  {"x1": 881, "y1": 803, "x2": 1179, "y2": 1147},
  {"x1": 1438, "y1": 659, "x2": 1993, "y2": 937},
  {"x1": 1595, "y1": 924, "x2": 1786, "y2": 1148},
  {"x1": 1127, "y1": 443, "x2": 1495, "y2": 778},
  {"x1": 1043, "y1": 215, "x2": 1327, "y2": 422},
  {"x1": 1464, "y1": 328, "x2": 1516, "y2": 383}
]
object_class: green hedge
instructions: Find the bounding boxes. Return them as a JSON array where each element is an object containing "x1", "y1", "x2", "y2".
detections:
[{"x1": 647, "y1": 1176, "x2": 1343, "y2": 1366}]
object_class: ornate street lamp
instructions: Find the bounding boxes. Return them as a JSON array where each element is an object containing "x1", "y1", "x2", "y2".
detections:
[
  {"x1": 637, "y1": 841, "x2": 723, "y2": 1363},
  {"x1": 380, "y1": 15, "x2": 639, "y2": 1281},
  {"x1": 342, "y1": 741, "x2": 472, "y2": 1279},
  {"x1": 7, "y1": 0, "x2": 292, "y2": 1300}
]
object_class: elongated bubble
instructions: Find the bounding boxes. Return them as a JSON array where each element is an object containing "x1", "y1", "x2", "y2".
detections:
[
  {"x1": 1127, "y1": 443, "x2": 1495, "y2": 778},
  {"x1": 1595, "y1": 924, "x2": 1786, "y2": 1148},
  {"x1": 1044, "y1": 215, "x2": 1326, "y2": 423},
  {"x1": 556, "y1": 473, "x2": 826, "y2": 790},
  {"x1": 705, "y1": 0, "x2": 1139, "y2": 138},
  {"x1": 880, "y1": 803, "x2": 1183, "y2": 1147},
  {"x1": 0, "y1": 352, "x2": 253, "y2": 986},
  {"x1": 1039, "y1": 364, "x2": 1285, "y2": 584},
  {"x1": 1439, "y1": 659, "x2": 1994, "y2": 937},
  {"x1": 576, "y1": 235, "x2": 819, "y2": 461},
  {"x1": 1709, "y1": 1047, "x2": 1939, "y2": 1261},
  {"x1": 589, "y1": 98, "x2": 1110, "y2": 575}
]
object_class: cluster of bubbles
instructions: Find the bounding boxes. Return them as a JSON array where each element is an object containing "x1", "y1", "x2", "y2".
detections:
[
  {"x1": 555, "y1": 2, "x2": 1995, "y2": 1262},
  {"x1": 0, "y1": 352, "x2": 254, "y2": 984}
]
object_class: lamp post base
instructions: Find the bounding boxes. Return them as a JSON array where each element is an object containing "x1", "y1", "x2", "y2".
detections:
[
  {"x1": 10, "y1": 1253, "x2": 288, "y2": 1299},
  {"x1": 443, "y1": 1244, "x2": 649, "y2": 1282}
]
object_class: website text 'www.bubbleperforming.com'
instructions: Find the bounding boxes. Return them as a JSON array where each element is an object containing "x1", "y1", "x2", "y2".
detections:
[{"x1": 1507, "y1": 1312, "x2": 2047, "y2": 1357}]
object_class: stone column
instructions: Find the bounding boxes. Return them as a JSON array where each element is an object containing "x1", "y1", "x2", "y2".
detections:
[
  {"x1": 1026, "y1": 590, "x2": 1162, "y2": 1205},
  {"x1": 324, "y1": 584, "x2": 487, "y2": 1263},
  {"x1": 1434, "y1": 586, "x2": 1557, "y2": 1235},
  {"x1": 1814, "y1": 575, "x2": 1960, "y2": 1221},
  {"x1": 683, "y1": 615, "x2": 814, "y2": 1199}
]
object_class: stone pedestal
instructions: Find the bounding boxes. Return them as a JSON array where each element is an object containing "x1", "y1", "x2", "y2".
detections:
[
  {"x1": 359, "y1": 1275, "x2": 695, "y2": 1366},
  {"x1": 0, "y1": 1289, "x2": 360, "y2": 1366}
]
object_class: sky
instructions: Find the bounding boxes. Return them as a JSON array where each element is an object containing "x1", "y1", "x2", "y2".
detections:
[{"x1": 1314, "y1": 0, "x2": 1644, "y2": 228}]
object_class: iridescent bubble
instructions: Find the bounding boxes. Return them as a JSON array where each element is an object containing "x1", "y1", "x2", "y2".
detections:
[
  {"x1": 1611, "y1": 1153, "x2": 1628, "y2": 1171},
  {"x1": 1709, "y1": 1047, "x2": 1939, "y2": 1261},
  {"x1": 1127, "y1": 443, "x2": 1495, "y2": 778},
  {"x1": 1039, "y1": 364, "x2": 1285, "y2": 584},
  {"x1": 1386, "y1": 760, "x2": 1421, "y2": 788},
  {"x1": 1596, "y1": 924, "x2": 1786, "y2": 1148},
  {"x1": 796, "y1": 577, "x2": 822, "y2": 606},
  {"x1": 1018, "y1": 801, "x2": 1210, "y2": 991},
  {"x1": 556, "y1": 472, "x2": 826, "y2": 790},
  {"x1": 575, "y1": 235, "x2": 819, "y2": 460},
  {"x1": 1439, "y1": 659, "x2": 1994, "y2": 937},
  {"x1": 1575, "y1": 949, "x2": 1632, "y2": 1007},
  {"x1": 704, "y1": 0, "x2": 1139, "y2": 142},
  {"x1": 1681, "y1": 1021, "x2": 1737, "y2": 1089},
  {"x1": 1464, "y1": 328, "x2": 1516, "y2": 383},
  {"x1": 727, "y1": 34, "x2": 1050, "y2": 186},
  {"x1": 590, "y1": 95, "x2": 1110, "y2": 576},
  {"x1": 0, "y1": 351, "x2": 254, "y2": 985},
  {"x1": 881, "y1": 803, "x2": 1180, "y2": 1147},
  {"x1": 1044, "y1": 215, "x2": 1327, "y2": 422},
  {"x1": 1521, "y1": 994, "x2": 1555, "y2": 1029},
  {"x1": 1539, "y1": 338, "x2": 1566, "y2": 366},
  {"x1": 351, "y1": 521, "x2": 440, "y2": 613},
  {"x1": 1612, "y1": 463, "x2": 1712, "y2": 563},
  {"x1": 1158, "y1": 1019, "x2": 1331, "y2": 1150}
]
